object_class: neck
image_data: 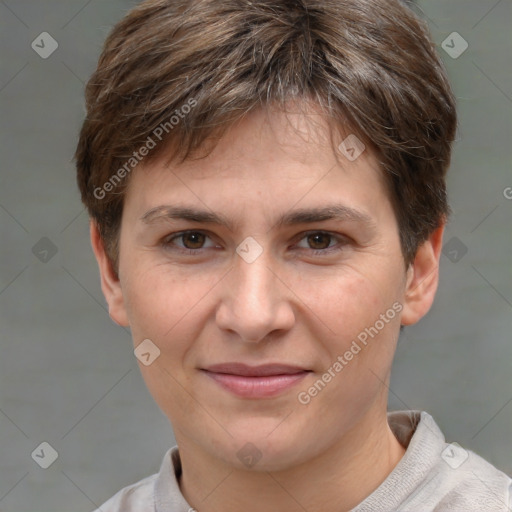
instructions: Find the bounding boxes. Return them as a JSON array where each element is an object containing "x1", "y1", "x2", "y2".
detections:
[{"x1": 177, "y1": 407, "x2": 406, "y2": 512}]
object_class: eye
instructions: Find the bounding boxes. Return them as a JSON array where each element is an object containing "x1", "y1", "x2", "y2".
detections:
[
  {"x1": 295, "y1": 231, "x2": 349, "y2": 254},
  {"x1": 161, "y1": 230, "x2": 350, "y2": 257},
  {"x1": 162, "y1": 230, "x2": 217, "y2": 252}
]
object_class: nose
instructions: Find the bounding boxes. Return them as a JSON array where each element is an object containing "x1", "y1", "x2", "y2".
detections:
[{"x1": 215, "y1": 245, "x2": 295, "y2": 344}]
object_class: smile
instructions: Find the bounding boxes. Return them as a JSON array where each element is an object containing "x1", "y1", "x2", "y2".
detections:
[{"x1": 201, "y1": 363, "x2": 311, "y2": 398}]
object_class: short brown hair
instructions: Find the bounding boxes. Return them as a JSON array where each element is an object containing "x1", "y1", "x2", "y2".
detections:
[{"x1": 75, "y1": 0, "x2": 457, "y2": 272}]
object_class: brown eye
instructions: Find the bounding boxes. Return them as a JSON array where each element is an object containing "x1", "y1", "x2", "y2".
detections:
[
  {"x1": 295, "y1": 231, "x2": 349, "y2": 255},
  {"x1": 180, "y1": 232, "x2": 206, "y2": 249},
  {"x1": 163, "y1": 230, "x2": 216, "y2": 252},
  {"x1": 306, "y1": 232, "x2": 333, "y2": 250}
]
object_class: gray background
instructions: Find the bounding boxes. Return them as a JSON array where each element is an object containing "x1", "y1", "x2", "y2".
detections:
[{"x1": 0, "y1": 0, "x2": 511, "y2": 510}]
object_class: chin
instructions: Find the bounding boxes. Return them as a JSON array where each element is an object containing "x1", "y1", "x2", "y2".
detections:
[{"x1": 207, "y1": 421, "x2": 315, "y2": 472}]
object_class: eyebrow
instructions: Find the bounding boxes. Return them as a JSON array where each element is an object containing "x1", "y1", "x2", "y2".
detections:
[{"x1": 140, "y1": 204, "x2": 375, "y2": 231}]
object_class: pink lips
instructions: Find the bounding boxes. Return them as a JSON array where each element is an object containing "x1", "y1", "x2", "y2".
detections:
[{"x1": 201, "y1": 363, "x2": 310, "y2": 398}]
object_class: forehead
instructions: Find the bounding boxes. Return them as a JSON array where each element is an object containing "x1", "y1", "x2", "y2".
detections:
[{"x1": 123, "y1": 105, "x2": 391, "y2": 226}]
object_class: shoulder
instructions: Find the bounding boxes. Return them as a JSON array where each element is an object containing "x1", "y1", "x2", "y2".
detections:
[
  {"x1": 431, "y1": 446, "x2": 512, "y2": 511},
  {"x1": 91, "y1": 472, "x2": 158, "y2": 512},
  {"x1": 356, "y1": 410, "x2": 511, "y2": 511},
  {"x1": 90, "y1": 446, "x2": 187, "y2": 512},
  {"x1": 396, "y1": 411, "x2": 512, "y2": 511}
]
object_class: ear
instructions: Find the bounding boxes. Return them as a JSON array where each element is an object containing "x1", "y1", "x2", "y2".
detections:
[
  {"x1": 89, "y1": 220, "x2": 129, "y2": 327},
  {"x1": 400, "y1": 223, "x2": 445, "y2": 326}
]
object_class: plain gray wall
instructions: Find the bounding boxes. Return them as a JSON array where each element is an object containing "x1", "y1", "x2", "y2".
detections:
[{"x1": 1, "y1": 1, "x2": 511, "y2": 510}]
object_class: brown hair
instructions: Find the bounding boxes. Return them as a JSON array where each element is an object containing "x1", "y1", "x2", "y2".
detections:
[{"x1": 75, "y1": 0, "x2": 457, "y2": 272}]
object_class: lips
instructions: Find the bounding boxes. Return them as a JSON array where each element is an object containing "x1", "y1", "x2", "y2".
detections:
[
  {"x1": 201, "y1": 363, "x2": 311, "y2": 398},
  {"x1": 205, "y1": 363, "x2": 308, "y2": 377}
]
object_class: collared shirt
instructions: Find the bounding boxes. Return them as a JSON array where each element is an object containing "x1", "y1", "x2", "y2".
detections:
[{"x1": 93, "y1": 410, "x2": 512, "y2": 511}]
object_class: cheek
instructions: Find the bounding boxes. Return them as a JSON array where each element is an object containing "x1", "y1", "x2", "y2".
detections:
[
  {"x1": 122, "y1": 266, "x2": 217, "y2": 421},
  {"x1": 304, "y1": 267, "x2": 392, "y2": 339},
  {"x1": 303, "y1": 266, "x2": 403, "y2": 388},
  {"x1": 122, "y1": 264, "x2": 214, "y2": 350}
]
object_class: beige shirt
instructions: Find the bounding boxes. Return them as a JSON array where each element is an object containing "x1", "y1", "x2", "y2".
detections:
[{"x1": 93, "y1": 410, "x2": 512, "y2": 511}]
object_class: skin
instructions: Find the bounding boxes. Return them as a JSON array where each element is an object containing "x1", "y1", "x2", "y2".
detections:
[{"x1": 91, "y1": 104, "x2": 444, "y2": 512}]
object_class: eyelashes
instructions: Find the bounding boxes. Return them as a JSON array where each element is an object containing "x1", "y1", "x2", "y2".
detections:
[{"x1": 161, "y1": 230, "x2": 351, "y2": 256}]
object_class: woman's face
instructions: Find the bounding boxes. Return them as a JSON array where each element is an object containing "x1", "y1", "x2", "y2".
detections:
[{"x1": 99, "y1": 105, "x2": 435, "y2": 472}]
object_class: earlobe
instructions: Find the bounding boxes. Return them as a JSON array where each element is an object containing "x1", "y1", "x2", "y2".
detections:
[
  {"x1": 400, "y1": 223, "x2": 445, "y2": 326},
  {"x1": 89, "y1": 220, "x2": 130, "y2": 327}
]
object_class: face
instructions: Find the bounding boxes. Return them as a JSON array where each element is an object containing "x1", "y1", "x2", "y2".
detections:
[{"x1": 93, "y1": 104, "x2": 442, "y2": 472}]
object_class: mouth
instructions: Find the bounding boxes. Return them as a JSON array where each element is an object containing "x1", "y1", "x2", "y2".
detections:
[{"x1": 200, "y1": 363, "x2": 311, "y2": 398}]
